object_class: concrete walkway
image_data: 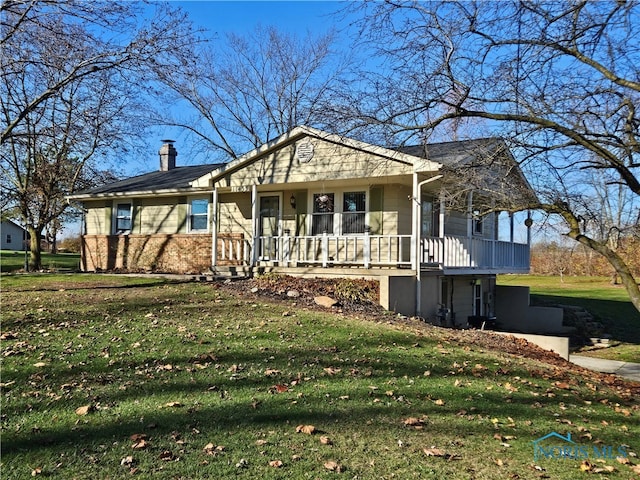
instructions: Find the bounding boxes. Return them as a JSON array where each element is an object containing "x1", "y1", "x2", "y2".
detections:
[{"x1": 570, "y1": 355, "x2": 640, "y2": 382}]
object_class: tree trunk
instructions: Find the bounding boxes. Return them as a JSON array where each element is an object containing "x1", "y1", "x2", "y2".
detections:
[{"x1": 28, "y1": 227, "x2": 42, "y2": 271}]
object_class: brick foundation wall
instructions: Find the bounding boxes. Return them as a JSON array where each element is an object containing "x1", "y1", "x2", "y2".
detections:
[{"x1": 81, "y1": 233, "x2": 245, "y2": 274}]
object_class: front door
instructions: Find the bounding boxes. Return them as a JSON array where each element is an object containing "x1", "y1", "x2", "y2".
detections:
[{"x1": 259, "y1": 195, "x2": 280, "y2": 260}]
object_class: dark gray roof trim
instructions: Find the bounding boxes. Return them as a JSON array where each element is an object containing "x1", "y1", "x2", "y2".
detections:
[{"x1": 79, "y1": 164, "x2": 223, "y2": 195}]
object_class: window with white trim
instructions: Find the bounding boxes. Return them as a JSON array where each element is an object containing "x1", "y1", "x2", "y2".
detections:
[
  {"x1": 312, "y1": 193, "x2": 334, "y2": 235},
  {"x1": 115, "y1": 203, "x2": 132, "y2": 234},
  {"x1": 342, "y1": 191, "x2": 366, "y2": 234},
  {"x1": 189, "y1": 198, "x2": 209, "y2": 232}
]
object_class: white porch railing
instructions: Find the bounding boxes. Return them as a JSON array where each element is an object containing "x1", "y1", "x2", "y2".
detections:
[
  {"x1": 421, "y1": 236, "x2": 529, "y2": 270},
  {"x1": 258, "y1": 233, "x2": 413, "y2": 268},
  {"x1": 217, "y1": 235, "x2": 252, "y2": 264},
  {"x1": 250, "y1": 233, "x2": 529, "y2": 271}
]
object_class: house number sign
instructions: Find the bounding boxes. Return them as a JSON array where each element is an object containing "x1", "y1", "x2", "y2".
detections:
[{"x1": 295, "y1": 140, "x2": 314, "y2": 163}]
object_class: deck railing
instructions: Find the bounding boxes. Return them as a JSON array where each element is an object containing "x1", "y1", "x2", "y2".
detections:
[
  {"x1": 251, "y1": 233, "x2": 529, "y2": 271},
  {"x1": 420, "y1": 236, "x2": 529, "y2": 270},
  {"x1": 258, "y1": 233, "x2": 413, "y2": 268}
]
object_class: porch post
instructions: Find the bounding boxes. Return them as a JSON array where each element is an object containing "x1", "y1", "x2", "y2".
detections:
[
  {"x1": 413, "y1": 173, "x2": 421, "y2": 317},
  {"x1": 211, "y1": 187, "x2": 218, "y2": 269},
  {"x1": 509, "y1": 212, "x2": 515, "y2": 267},
  {"x1": 322, "y1": 232, "x2": 329, "y2": 268},
  {"x1": 251, "y1": 184, "x2": 259, "y2": 266},
  {"x1": 283, "y1": 229, "x2": 291, "y2": 266},
  {"x1": 411, "y1": 172, "x2": 419, "y2": 271},
  {"x1": 438, "y1": 196, "x2": 445, "y2": 238},
  {"x1": 363, "y1": 227, "x2": 371, "y2": 269},
  {"x1": 467, "y1": 191, "x2": 473, "y2": 238}
]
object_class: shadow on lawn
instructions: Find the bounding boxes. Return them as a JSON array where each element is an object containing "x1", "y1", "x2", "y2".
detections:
[
  {"x1": 4, "y1": 335, "x2": 634, "y2": 456},
  {"x1": 530, "y1": 293, "x2": 640, "y2": 345},
  {"x1": 5, "y1": 366, "x2": 627, "y2": 456},
  {"x1": 5, "y1": 278, "x2": 188, "y2": 292}
]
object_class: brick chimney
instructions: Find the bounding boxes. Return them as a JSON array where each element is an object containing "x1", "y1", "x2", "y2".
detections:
[{"x1": 159, "y1": 140, "x2": 177, "y2": 171}]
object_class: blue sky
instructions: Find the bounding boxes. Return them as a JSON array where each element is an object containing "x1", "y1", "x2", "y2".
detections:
[{"x1": 173, "y1": 1, "x2": 347, "y2": 35}]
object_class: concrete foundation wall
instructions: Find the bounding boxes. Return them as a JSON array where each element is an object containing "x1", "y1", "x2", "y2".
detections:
[
  {"x1": 496, "y1": 285, "x2": 565, "y2": 334},
  {"x1": 380, "y1": 276, "x2": 416, "y2": 316}
]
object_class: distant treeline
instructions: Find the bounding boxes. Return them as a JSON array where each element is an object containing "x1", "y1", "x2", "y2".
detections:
[{"x1": 531, "y1": 238, "x2": 640, "y2": 279}]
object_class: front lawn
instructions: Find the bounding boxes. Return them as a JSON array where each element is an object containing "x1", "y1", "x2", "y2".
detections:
[{"x1": 1, "y1": 275, "x2": 638, "y2": 479}]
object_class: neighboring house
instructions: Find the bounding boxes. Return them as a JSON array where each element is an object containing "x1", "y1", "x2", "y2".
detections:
[
  {"x1": 1, "y1": 220, "x2": 29, "y2": 250},
  {"x1": 68, "y1": 126, "x2": 537, "y2": 325}
]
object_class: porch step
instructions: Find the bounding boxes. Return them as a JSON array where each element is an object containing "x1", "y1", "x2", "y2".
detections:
[{"x1": 209, "y1": 266, "x2": 252, "y2": 280}]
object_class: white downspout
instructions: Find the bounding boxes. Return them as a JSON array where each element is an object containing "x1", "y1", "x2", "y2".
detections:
[
  {"x1": 211, "y1": 187, "x2": 218, "y2": 270},
  {"x1": 251, "y1": 184, "x2": 259, "y2": 266},
  {"x1": 415, "y1": 174, "x2": 443, "y2": 318}
]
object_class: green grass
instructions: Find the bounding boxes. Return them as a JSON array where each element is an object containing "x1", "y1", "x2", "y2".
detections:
[
  {"x1": 499, "y1": 275, "x2": 640, "y2": 362},
  {"x1": 1, "y1": 275, "x2": 638, "y2": 479},
  {"x1": 0, "y1": 250, "x2": 80, "y2": 273}
]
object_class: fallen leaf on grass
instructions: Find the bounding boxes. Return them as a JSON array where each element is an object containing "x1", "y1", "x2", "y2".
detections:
[
  {"x1": 269, "y1": 460, "x2": 283, "y2": 468},
  {"x1": 423, "y1": 447, "x2": 461, "y2": 460},
  {"x1": 270, "y1": 384, "x2": 289, "y2": 393},
  {"x1": 132, "y1": 439, "x2": 149, "y2": 450},
  {"x1": 164, "y1": 401, "x2": 183, "y2": 408},
  {"x1": 33, "y1": 362, "x2": 47, "y2": 368},
  {"x1": 159, "y1": 450, "x2": 175, "y2": 461},
  {"x1": 31, "y1": 467, "x2": 42, "y2": 476},
  {"x1": 264, "y1": 369, "x2": 281, "y2": 376},
  {"x1": 324, "y1": 461, "x2": 343, "y2": 472},
  {"x1": 203, "y1": 443, "x2": 225, "y2": 455},
  {"x1": 554, "y1": 381, "x2": 572, "y2": 390},
  {"x1": 614, "y1": 406, "x2": 631, "y2": 417},
  {"x1": 403, "y1": 417, "x2": 426, "y2": 428},
  {"x1": 580, "y1": 460, "x2": 594, "y2": 472},
  {"x1": 75, "y1": 405, "x2": 92, "y2": 416},
  {"x1": 130, "y1": 433, "x2": 147, "y2": 441},
  {"x1": 320, "y1": 435, "x2": 333, "y2": 445},
  {"x1": 433, "y1": 399, "x2": 445, "y2": 406},
  {"x1": 296, "y1": 424, "x2": 316, "y2": 435},
  {"x1": 423, "y1": 447, "x2": 446, "y2": 457},
  {"x1": 593, "y1": 465, "x2": 616, "y2": 473},
  {"x1": 323, "y1": 367, "x2": 341, "y2": 375},
  {"x1": 120, "y1": 456, "x2": 134, "y2": 466}
]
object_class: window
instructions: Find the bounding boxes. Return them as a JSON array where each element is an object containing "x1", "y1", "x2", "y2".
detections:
[
  {"x1": 115, "y1": 203, "x2": 132, "y2": 233},
  {"x1": 312, "y1": 193, "x2": 334, "y2": 234},
  {"x1": 190, "y1": 198, "x2": 209, "y2": 231},
  {"x1": 6, "y1": 234, "x2": 11, "y2": 244},
  {"x1": 342, "y1": 191, "x2": 366, "y2": 234},
  {"x1": 421, "y1": 197, "x2": 440, "y2": 237},
  {"x1": 473, "y1": 283, "x2": 483, "y2": 315}
]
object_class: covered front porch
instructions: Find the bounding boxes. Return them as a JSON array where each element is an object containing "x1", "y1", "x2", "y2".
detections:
[
  {"x1": 212, "y1": 179, "x2": 531, "y2": 274},
  {"x1": 216, "y1": 231, "x2": 530, "y2": 274}
]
